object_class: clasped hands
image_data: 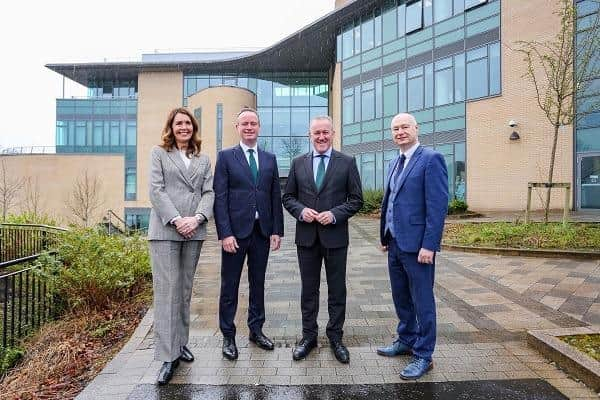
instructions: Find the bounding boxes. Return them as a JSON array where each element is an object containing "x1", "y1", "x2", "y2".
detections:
[
  {"x1": 174, "y1": 216, "x2": 200, "y2": 239},
  {"x1": 301, "y1": 208, "x2": 334, "y2": 225}
]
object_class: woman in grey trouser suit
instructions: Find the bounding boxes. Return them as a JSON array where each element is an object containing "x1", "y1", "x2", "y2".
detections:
[{"x1": 147, "y1": 107, "x2": 214, "y2": 385}]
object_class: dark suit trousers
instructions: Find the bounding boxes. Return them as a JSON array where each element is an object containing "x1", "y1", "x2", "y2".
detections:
[
  {"x1": 387, "y1": 235, "x2": 436, "y2": 362},
  {"x1": 297, "y1": 241, "x2": 348, "y2": 342},
  {"x1": 219, "y1": 221, "x2": 270, "y2": 338}
]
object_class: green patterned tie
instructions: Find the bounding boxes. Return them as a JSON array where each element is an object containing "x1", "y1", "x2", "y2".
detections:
[
  {"x1": 248, "y1": 149, "x2": 258, "y2": 184},
  {"x1": 315, "y1": 154, "x2": 326, "y2": 190}
]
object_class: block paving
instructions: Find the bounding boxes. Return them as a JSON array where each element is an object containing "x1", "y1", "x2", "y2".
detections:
[{"x1": 77, "y1": 215, "x2": 599, "y2": 399}]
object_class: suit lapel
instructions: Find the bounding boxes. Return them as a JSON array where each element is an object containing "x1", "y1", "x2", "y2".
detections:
[
  {"x1": 256, "y1": 148, "x2": 268, "y2": 187},
  {"x1": 396, "y1": 146, "x2": 424, "y2": 191},
  {"x1": 302, "y1": 152, "x2": 318, "y2": 193},
  {"x1": 166, "y1": 149, "x2": 193, "y2": 187},
  {"x1": 317, "y1": 150, "x2": 339, "y2": 194},
  {"x1": 188, "y1": 153, "x2": 202, "y2": 182},
  {"x1": 233, "y1": 145, "x2": 255, "y2": 185}
]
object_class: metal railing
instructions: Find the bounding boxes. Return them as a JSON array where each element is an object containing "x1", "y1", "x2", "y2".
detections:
[
  {"x1": 104, "y1": 209, "x2": 128, "y2": 235},
  {"x1": 0, "y1": 224, "x2": 66, "y2": 264},
  {"x1": 0, "y1": 254, "x2": 54, "y2": 349},
  {"x1": 0, "y1": 146, "x2": 57, "y2": 155}
]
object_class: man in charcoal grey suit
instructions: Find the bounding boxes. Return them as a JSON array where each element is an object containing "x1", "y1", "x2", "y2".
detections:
[{"x1": 283, "y1": 115, "x2": 363, "y2": 363}]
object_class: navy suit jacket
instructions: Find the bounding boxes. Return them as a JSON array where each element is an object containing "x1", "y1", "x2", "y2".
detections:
[
  {"x1": 380, "y1": 146, "x2": 449, "y2": 253},
  {"x1": 213, "y1": 145, "x2": 284, "y2": 240}
]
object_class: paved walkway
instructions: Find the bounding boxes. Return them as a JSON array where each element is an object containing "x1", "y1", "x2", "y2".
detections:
[{"x1": 77, "y1": 215, "x2": 599, "y2": 399}]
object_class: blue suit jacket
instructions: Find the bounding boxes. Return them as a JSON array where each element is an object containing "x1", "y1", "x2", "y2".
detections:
[
  {"x1": 213, "y1": 145, "x2": 284, "y2": 240},
  {"x1": 380, "y1": 146, "x2": 449, "y2": 253}
]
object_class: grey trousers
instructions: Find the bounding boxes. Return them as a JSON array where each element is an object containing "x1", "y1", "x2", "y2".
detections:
[{"x1": 150, "y1": 240, "x2": 203, "y2": 362}]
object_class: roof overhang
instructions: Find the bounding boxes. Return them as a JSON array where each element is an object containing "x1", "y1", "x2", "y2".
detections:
[{"x1": 46, "y1": 0, "x2": 379, "y2": 86}]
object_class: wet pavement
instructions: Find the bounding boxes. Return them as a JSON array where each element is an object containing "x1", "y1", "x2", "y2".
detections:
[
  {"x1": 76, "y1": 215, "x2": 600, "y2": 400},
  {"x1": 128, "y1": 380, "x2": 568, "y2": 400}
]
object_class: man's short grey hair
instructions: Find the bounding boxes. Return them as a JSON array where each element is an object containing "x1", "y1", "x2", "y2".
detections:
[
  {"x1": 310, "y1": 115, "x2": 334, "y2": 128},
  {"x1": 391, "y1": 113, "x2": 418, "y2": 127}
]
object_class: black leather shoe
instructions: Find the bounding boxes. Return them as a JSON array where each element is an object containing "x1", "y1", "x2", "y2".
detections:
[
  {"x1": 157, "y1": 359, "x2": 179, "y2": 385},
  {"x1": 331, "y1": 341, "x2": 350, "y2": 364},
  {"x1": 222, "y1": 336, "x2": 238, "y2": 360},
  {"x1": 249, "y1": 331, "x2": 275, "y2": 351},
  {"x1": 180, "y1": 345, "x2": 194, "y2": 362},
  {"x1": 292, "y1": 337, "x2": 317, "y2": 361}
]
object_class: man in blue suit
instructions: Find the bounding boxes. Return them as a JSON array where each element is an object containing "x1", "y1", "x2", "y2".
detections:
[
  {"x1": 213, "y1": 108, "x2": 284, "y2": 360},
  {"x1": 377, "y1": 113, "x2": 448, "y2": 380}
]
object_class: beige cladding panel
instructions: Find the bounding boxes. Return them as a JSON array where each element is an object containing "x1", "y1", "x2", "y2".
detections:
[
  {"x1": 187, "y1": 87, "x2": 256, "y2": 168},
  {"x1": 465, "y1": 0, "x2": 574, "y2": 212},
  {"x1": 334, "y1": 0, "x2": 351, "y2": 9},
  {"x1": 135, "y1": 71, "x2": 183, "y2": 208},
  {"x1": 1, "y1": 155, "x2": 124, "y2": 226}
]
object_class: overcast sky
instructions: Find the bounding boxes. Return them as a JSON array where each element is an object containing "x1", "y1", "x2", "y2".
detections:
[{"x1": 0, "y1": 0, "x2": 334, "y2": 149}]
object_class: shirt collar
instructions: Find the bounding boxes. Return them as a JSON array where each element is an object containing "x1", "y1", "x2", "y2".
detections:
[
  {"x1": 400, "y1": 142, "x2": 420, "y2": 160},
  {"x1": 239, "y1": 141, "x2": 258, "y2": 153},
  {"x1": 312, "y1": 146, "x2": 333, "y2": 158}
]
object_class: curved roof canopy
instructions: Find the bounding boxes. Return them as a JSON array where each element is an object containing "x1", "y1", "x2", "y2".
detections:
[{"x1": 46, "y1": 0, "x2": 378, "y2": 87}]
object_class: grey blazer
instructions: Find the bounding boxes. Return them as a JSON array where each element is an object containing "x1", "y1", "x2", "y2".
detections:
[{"x1": 148, "y1": 145, "x2": 215, "y2": 241}]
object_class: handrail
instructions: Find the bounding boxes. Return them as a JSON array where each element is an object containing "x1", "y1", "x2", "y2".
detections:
[
  {"x1": 105, "y1": 209, "x2": 128, "y2": 235},
  {"x1": 0, "y1": 252, "x2": 57, "y2": 275},
  {"x1": 0, "y1": 223, "x2": 68, "y2": 231}
]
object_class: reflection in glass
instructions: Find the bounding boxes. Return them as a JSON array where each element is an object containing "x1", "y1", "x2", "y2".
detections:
[
  {"x1": 580, "y1": 155, "x2": 600, "y2": 208},
  {"x1": 406, "y1": 1, "x2": 423, "y2": 33},
  {"x1": 434, "y1": 0, "x2": 453, "y2": 22},
  {"x1": 362, "y1": 17, "x2": 375, "y2": 51},
  {"x1": 273, "y1": 108, "x2": 291, "y2": 135}
]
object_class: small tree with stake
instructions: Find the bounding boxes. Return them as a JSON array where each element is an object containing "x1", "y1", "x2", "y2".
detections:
[{"x1": 514, "y1": 0, "x2": 600, "y2": 222}]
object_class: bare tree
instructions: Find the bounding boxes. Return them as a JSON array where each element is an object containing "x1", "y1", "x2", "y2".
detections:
[
  {"x1": 0, "y1": 159, "x2": 24, "y2": 221},
  {"x1": 66, "y1": 170, "x2": 104, "y2": 227},
  {"x1": 514, "y1": 0, "x2": 600, "y2": 222},
  {"x1": 22, "y1": 176, "x2": 43, "y2": 216},
  {"x1": 281, "y1": 137, "x2": 305, "y2": 160}
]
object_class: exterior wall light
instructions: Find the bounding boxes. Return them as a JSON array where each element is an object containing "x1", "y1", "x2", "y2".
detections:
[{"x1": 508, "y1": 120, "x2": 520, "y2": 140}]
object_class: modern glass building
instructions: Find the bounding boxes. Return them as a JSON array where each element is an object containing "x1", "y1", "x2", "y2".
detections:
[
  {"x1": 576, "y1": 0, "x2": 600, "y2": 209},
  {"x1": 30, "y1": 0, "x2": 600, "y2": 228}
]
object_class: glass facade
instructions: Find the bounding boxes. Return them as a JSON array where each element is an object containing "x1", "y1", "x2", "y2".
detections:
[
  {"x1": 183, "y1": 73, "x2": 328, "y2": 171},
  {"x1": 576, "y1": 0, "x2": 600, "y2": 208},
  {"x1": 337, "y1": 0, "x2": 501, "y2": 198},
  {"x1": 56, "y1": 82, "x2": 138, "y2": 202}
]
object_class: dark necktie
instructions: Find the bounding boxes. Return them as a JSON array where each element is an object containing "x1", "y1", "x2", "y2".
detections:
[
  {"x1": 394, "y1": 154, "x2": 406, "y2": 185},
  {"x1": 248, "y1": 149, "x2": 258, "y2": 184},
  {"x1": 315, "y1": 154, "x2": 326, "y2": 189}
]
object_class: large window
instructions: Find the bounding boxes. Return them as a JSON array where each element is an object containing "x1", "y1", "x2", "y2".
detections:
[
  {"x1": 343, "y1": 88, "x2": 355, "y2": 125},
  {"x1": 362, "y1": 17, "x2": 375, "y2": 51},
  {"x1": 435, "y1": 57, "x2": 454, "y2": 106},
  {"x1": 408, "y1": 66, "x2": 425, "y2": 111},
  {"x1": 465, "y1": 0, "x2": 487, "y2": 10},
  {"x1": 406, "y1": 1, "x2": 424, "y2": 33},
  {"x1": 434, "y1": 0, "x2": 453, "y2": 22},
  {"x1": 466, "y1": 42, "x2": 501, "y2": 100}
]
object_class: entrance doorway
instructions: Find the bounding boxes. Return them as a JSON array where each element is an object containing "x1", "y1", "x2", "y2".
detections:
[{"x1": 577, "y1": 153, "x2": 600, "y2": 209}]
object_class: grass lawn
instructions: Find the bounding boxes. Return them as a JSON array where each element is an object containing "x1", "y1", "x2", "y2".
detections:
[
  {"x1": 560, "y1": 334, "x2": 600, "y2": 362},
  {"x1": 443, "y1": 222, "x2": 600, "y2": 250}
]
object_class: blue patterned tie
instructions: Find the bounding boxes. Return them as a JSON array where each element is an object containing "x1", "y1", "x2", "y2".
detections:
[{"x1": 394, "y1": 154, "x2": 406, "y2": 184}]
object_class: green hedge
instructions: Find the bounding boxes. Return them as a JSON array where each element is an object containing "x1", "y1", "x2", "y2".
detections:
[
  {"x1": 359, "y1": 189, "x2": 384, "y2": 214},
  {"x1": 36, "y1": 228, "x2": 151, "y2": 312}
]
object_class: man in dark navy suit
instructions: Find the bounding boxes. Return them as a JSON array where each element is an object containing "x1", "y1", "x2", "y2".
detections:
[
  {"x1": 213, "y1": 108, "x2": 284, "y2": 360},
  {"x1": 376, "y1": 113, "x2": 448, "y2": 380}
]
